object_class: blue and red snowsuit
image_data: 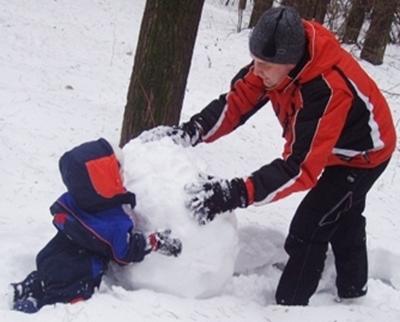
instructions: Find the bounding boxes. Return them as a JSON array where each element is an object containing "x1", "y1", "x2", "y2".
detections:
[
  {"x1": 12, "y1": 139, "x2": 148, "y2": 313},
  {"x1": 31, "y1": 193, "x2": 148, "y2": 309}
]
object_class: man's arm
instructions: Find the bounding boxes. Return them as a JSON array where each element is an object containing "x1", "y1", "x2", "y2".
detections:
[
  {"x1": 189, "y1": 63, "x2": 268, "y2": 143},
  {"x1": 186, "y1": 72, "x2": 354, "y2": 224},
  {"x1": 139, "y1": 63, "x2": 268, "y2": 146},
  {"x1": 250, "y1": 73, "x2": 353, "y2": 204}
]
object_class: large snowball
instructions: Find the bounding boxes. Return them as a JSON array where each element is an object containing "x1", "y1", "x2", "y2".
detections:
[{"x1": 112, "y1": 137, "x2": 238, "y2": 298}]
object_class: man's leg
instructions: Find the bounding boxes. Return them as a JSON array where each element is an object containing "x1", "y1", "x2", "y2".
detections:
[
  {"x1": 276, "y1": 160, "x2": 389, "y2": 305},
  {"x1": 331, "y1": 200, "x2": 368, "y2": 299},
  {"x1": 276, "y1": 166, "x2": 355, "y2": 305},
  {"x1": 330, "y1": 161, "x2": 389, "y2": 299}
]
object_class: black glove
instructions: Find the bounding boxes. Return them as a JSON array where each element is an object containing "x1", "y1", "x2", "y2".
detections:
[
  {"x1": 185, "y1": 174, "x2": 249, "y2": 225},
  {"x1": 171, "y1": 121, "x2": 203, "y2": 147},
  {"x1": 146, "y1": 229, "x2": 182, "y2": 257},
  {"x1": 138, "y1": 121, "x2": 202, "y2": 147}
]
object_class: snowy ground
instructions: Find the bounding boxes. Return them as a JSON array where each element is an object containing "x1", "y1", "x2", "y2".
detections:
[{"x1": 1, "y1": 0, "x2": 400, "y2": 321}]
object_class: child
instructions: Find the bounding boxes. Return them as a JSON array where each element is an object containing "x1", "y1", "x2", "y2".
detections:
[{"x1": 10, "y1": 138, "x2": 182, "y2": 313}]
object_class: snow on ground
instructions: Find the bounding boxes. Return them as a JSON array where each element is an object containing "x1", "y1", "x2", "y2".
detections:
[{"x1": 1, "y1": 0, "x2": 400, "y2": 321}]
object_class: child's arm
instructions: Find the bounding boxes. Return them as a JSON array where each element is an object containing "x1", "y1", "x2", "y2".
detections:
[
  {"x1": 145, "y1": 229, "x2": 182, "y2": 257},
  {"x1": 125, "y1": 229, "x2": 182, "y2": 263}
]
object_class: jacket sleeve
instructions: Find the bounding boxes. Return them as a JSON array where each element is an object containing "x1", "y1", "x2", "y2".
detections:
[
  {"x1": 51, "y1": 200, "x2": 149, "y2": 265},
  {"x1": 191, "y1": 63, "x2": 268, "y2": 143},
  {"x1": 249, "y1": 73, "x2": 353, "y2": 204},
  {"x1": 123, "y1": 231, "x2": 148, "y2": 263}
]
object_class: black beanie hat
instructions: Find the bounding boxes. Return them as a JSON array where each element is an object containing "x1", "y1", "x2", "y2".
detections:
[{"x1": 249, "y1": 6, "x2": 305, "y2": 65}]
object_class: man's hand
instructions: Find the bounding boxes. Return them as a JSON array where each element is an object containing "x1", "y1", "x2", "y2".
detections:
[
  {"x1": 147, "y1": 229, "x2": 182, "y2": 257},
  {"x1": 138, "y1": 121, "x2": 202, "y2": 147},
  {"x1": 184, "y1": 174, "x2": 249, "y2": 225}
]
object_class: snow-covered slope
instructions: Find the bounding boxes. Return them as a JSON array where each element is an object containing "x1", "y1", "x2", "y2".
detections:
[{"x1": 1, "y1": 0, "x2": 399, "y2": 321}]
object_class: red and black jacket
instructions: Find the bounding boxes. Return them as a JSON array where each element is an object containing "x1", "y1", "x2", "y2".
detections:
[{"x1": 190, "y1": 21, "x2": 396, "y2": 205}]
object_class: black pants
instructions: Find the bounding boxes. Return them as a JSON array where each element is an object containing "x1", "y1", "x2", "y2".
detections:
[
  {"x1": 12, "y1": 232, "x2": 109, "y2": 313},
  {"x1": 36, "y1": 232, "x2": 108, "y2": 308},
  {"x1": 275, "y1": 160, "x2": 389, "y2": 305}
]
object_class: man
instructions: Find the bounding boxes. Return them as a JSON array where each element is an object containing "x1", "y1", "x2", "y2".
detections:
[{"x1": 141, "y1": 6, "x2": 396, "y2": 305}]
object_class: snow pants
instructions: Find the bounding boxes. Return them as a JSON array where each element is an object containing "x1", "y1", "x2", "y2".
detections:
[
  {"x1": 13, "y1": 232, "x2": 108, "y2": 313},
  {"x1": 37, "y1": 231, "x2": 108, "y2": 305},
  {"x1": 275, "y1": 160, "x2": 389, "y2": 305}
]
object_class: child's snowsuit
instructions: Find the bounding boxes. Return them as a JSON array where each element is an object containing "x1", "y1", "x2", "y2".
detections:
[{"x1": 12, "y1": 138, "x2": 148, "y2": 313}]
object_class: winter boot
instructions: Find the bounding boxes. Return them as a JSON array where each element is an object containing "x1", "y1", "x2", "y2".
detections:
[{"x1": 11, "y1": 271, "x2": 44, "y2": 313}]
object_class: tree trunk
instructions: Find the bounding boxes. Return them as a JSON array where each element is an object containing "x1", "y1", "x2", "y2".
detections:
[
  {"x1": 249, "y1": 0, "x2": 274, "y2": 28},
  {"x1": 237, "y1": 0, "x2": 247, "y2": 32},
  {"x1": 394, "y1": 10, "x2": 400, "y2": 44},
  {"x1": 360, "y1": 0, "x2": 399, "y2": 65},
  {"x1": 120, "y1": 0, "x2": 205, "y2": 147},
  {"x1": 281, "y1": 0, "x2": 329, "y2": 23},
  {"x1": 342, "y1": 0, "x2": 373, "y2": 44},
  {"x1": 313, "y1": 0, "x2": 330, "y2": 23}
]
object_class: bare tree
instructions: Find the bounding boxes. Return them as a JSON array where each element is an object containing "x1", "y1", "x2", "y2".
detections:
[
  {"x1": 249, "y1": 0, "x2": 274, "y2": 28},
  {"x1": 391, "y1": 8, "x2": 400, "y2": 43},
  {"x1": 342, "y1": 0, "x2": 373, "y2": 44},
  {"x1": 360, "y1": 0, "x2": 399, "y2": 65},
  {"x1": 237, "y1": 0, "x2": 248, "y2": 32},
  {"x1": 281, "y1": 0, "x2": 330, "y2": 23},
  {"x1": 120, "y1": 1, "x2": 205, "y2": 147},
  {"x1": 313, "y1": 0, "x2": 330, "y2": 23}
]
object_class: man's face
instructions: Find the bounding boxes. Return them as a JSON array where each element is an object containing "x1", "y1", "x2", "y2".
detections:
[{"x1": 252, "y1": 57, "x2": 295, "y2": 89}]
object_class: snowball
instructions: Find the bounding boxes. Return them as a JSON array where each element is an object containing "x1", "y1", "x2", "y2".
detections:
[{"x1": 111, "y1": 137, "x2": 238, "y2": 298}]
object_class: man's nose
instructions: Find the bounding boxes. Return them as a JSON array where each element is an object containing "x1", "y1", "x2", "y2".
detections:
[
  {"x1": 253, "y1": 64, "x2": 261, "y2": 77},
  {"x1": 253, "y1": 62, "x2": 264, "y2": 78}
]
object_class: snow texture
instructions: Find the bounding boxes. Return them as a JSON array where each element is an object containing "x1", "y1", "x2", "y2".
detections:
[
  {"x1": 1, "y1": 0, "x2": 400, "y2": 321},
  {"x1": 112, "y1": 137, "x2": 238, "y2": 298}
]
